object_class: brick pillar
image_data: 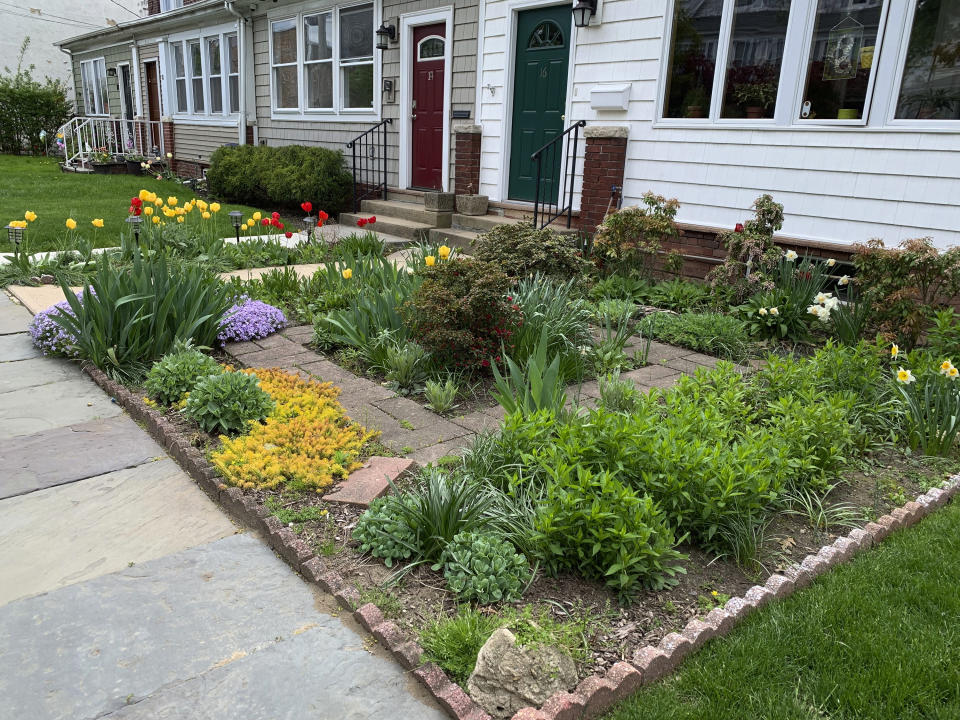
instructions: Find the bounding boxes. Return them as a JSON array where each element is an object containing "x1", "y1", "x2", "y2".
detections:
[
  {"x1": 453, "y1": 124, "x2": 481, "y2": 196},
  {"x1": 579, "y1": 126, "x2": 628, "y2": 233},
  {"x1": 161, "y1": 117, "x2": 175, "y2": 171}
]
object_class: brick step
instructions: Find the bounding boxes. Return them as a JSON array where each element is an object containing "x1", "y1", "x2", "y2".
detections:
[
  {"x1": 428, "y1": 227, "x2": 477, "y2": 251},
  {"x1": 340, "y1": 212, "x2": 431, "y2": 242},
  {"x1": 360, "y1": 199, "x2": 451, "y2": 228}
]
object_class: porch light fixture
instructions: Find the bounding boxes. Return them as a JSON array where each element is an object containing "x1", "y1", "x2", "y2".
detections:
[
  {"x1": 125, "y1": 214, "x2": 142, "y2": 246},
  {"x1": 375, "y1": 22, "x2": 396, "y2": 51},
  {"x1": 572, "y1": 0, "x2": 597, "y2": 27},
  {"x1": 229, "y1": 210, "x2": 244, "y2": 244}
]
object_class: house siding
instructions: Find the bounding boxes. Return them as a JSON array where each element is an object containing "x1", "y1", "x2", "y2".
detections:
[
  {"x1": 478, "y1": 0, "x2": 960, "y2": 249},
  {"x1": 72, "y1": 45, "x2": 135, "y2": 117},
  {"x1": 172, "y1": 123, "x2": 239, "y2": 162}
]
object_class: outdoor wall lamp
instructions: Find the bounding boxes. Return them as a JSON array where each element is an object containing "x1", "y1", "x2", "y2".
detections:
[
  {"x1": 375, "y1": 22, "x2": 396, "y2": 51},
  {"x1": 229, "y1": 210, "x2": 244, "y2": 244},
  {"x1": 572, "y1": 0, "x2": 597, "y2": 27},
  {"x1": 107, "y1": 67, "x2": 118, "y2": 78}
]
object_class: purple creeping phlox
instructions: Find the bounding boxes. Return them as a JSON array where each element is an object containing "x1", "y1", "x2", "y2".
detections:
[{"x1": 217, "y1": 297, "x2": 287, "y2": 344}]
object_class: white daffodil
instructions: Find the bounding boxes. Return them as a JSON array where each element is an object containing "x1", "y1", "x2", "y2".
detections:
[
  {"x1": 769, "y1": 307, "x2": 779, "y2": 316},
  {"x1": 826, "y1": 258, "x2": 836, "y2": 268},
  {"x1": 896, "y1": 367, "x2": 915, "y2": 384},
  {"x1": 838, "y1": 275, "x2": 850, "y2": 286},
  {"x1": 785, "y1": 250, "x2": 798, "y2": 261},
  {"x1": 758, "y1": 307, "x2": 768, "y2": 316}
]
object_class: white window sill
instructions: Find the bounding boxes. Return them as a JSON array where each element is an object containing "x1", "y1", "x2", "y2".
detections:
[
  {"x1": 269, "y1": 110, "x2": 379, "y2": 123},
  {"x1": 170, "y1": 114, "x2": 239, "y2": 126},
  {"x1": 651, "y1": 120, "x2": 960, "y2": 133}
]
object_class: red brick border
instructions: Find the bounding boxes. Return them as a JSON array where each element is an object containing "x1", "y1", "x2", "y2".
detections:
[{"x1": 81, "y1": 363, "x2": 960, "y2": 720}]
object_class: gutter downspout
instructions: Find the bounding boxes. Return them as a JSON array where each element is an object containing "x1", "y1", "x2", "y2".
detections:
[{"x1": 224, "y1": 0, "x2": 247, "y2": 146}]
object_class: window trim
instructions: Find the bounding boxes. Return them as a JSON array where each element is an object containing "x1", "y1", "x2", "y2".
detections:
[
  {"x1": 226, "y1": 33, "x2": 240, "y2": 114},
  {"x1": 165, "y1": 26, "x2": 239, "y2": 122},
  {"x1": 886, "y1": 0, "x2": 960, "y2": 129},
  {"x1": 188, "y1": 39, "x2": 206, "y2": 114},
  {"x1": 267, "y1": 0, "x2": 380, "y2": 122},
  {"x1": 207, "y1": 36, "x2": 223, "y2": 114},
  {"x1": 80, "y1": 57, "x2": 109, "y2": 116}
]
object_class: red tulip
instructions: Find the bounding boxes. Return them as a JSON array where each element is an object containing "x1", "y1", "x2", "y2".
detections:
[
  {"x1": 272, "y1": 218, "x2": 281, "y2": 228},
  {"x1": 301, "y1": 201, "x2": 312, "y2": 213},
  {"x1": 318, "y1": 210, "x2": 329, "y2": 221},
  {"x1": 260, "y1": 218, "x2": 270, "y2": 226},
  {"x1": 357, "y1": 219, "x2": 367, "y2": 227},
  {"x1": 317, "y1": 220, "x2": 325, "y2": 228},
  {"x1": 278, "y1": 222, "x2": 284, "y2": 229},
  {"x1": 131, "y1": 197, "x2": 142, "y2": 207},
  {"x1": 368, "y1": 216, "x2": 377, "y2": 224},
  {"x1": 271, "y1": 211, "x2": 280, "y2": 221},
  {"x1": 735, "y1": 223, "x2": 744, "y2": 232},
  {"x1": 285, "y1": 231, "x2": 293, "y2": 239}
]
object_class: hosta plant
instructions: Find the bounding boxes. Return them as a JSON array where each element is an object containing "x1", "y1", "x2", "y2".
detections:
[
  {"x1": 145, "y1": 344, "x2": 223, "y2": 406},
  {"x1": 437, "y1": 531, "x2": 532, "y2": 604},
  {"x1": 183, "y1": 370, "x2": 275, "y2": 435}
]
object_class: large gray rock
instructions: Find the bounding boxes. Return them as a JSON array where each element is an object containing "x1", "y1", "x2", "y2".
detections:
[{"x1": 467, "y1": 628, "x2": 578, "y2": 719}]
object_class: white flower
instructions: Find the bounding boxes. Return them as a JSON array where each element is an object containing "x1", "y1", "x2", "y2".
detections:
[
  {"x1": 826, "y1": 258, "x2": 836, "y2": 268},
  {"x1": 758, "y1": 307, "x2": 768, "y2": 316},
  {"x1": 807, "y1": 304, "x2": 820, "y2": 316},
  {"x1": 814, "y1": 292, "x2": 833, "y2": 305},
  {"x1": 824, "y1": 296, "x2": 839, "y2": 311},
  {"x1": 785, "y1": 250, "x2": 798, "y2": 261},
  {"x1": 838, "y1": 275, "x2": 850, "y2": 286},
  {"x1": 769, "y1": 307, "x2": 779, "y2": 316}
]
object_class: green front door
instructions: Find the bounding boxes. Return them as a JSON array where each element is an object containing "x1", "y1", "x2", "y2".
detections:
[{"x1": 508, "y1": 6, "x2": 570, "y2": 203}]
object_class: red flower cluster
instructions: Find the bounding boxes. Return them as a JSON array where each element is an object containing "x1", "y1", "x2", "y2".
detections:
[
  {"x1": 284, "y1": 231, "x2": 293, "y2": 239},
  {"x1": 129, "y1": 196, "x2": 142, "y2": 216},
  {"x1": 261, "y1": 211, "x2": 285, "y2": 229},
  {"x1": 356, "y1": 216, "x2": 377, "y2": 228}
]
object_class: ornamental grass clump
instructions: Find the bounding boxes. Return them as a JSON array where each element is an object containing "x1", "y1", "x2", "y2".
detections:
[
  {"x1": 218, "y1": 296, "x2": 287, "y2": 344},
  {"x1": 211, "y1": 369, "x2": 376, "y2": 492},
  {"x1": 183, "y1": 370, "x2": 275, "y2": 435}
]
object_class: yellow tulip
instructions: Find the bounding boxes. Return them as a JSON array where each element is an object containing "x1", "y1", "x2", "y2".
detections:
[
  {"x1": 438, "y1": 245, "x2": 451, "y2": 259},
  {"x1": 202, "y1": 211, "x2": 211, "y2": 220},
  {"x1": 24, "y1": 211, "x2": 37, "y2": 222},
  {"x1": 65, "y1": 218, "x2": 77, "y2": 230},
  {"x1": 253, "y1": 211, "x2": 262, "y2": 221},
  {"x1": 241, "y1": 223, "x2": 248, "y2": 231},
  {"x1": 91, "y1": 218, "x2": 104, "y2": 228},
  {"x1": 167, "y1": 196, "x2": 178, "y2": 207},
  {"x1": 138, "y1": 189, "x2": 150, "y2": 201},
  {"x1": 425, "y1": 255, "x2": 436, "y2": 266},
  {"x1": 177, "y1": 216, "x2": 184, "y2": 223},
  {"x1": 210, "y1": 202, "x2": 220, "y2": 213},
  {"x1": 152, "y1": 216, "x2": 161, "y2": 224},
  {"x1": 143, "y1": 206, "x2": 154, "y2": 216},
  {"x1": 342, "y1": 268, "x2": 353, "y2": 280},
  {"x1": 246, "y1": 218, "x2": 254, "y2": 227}
]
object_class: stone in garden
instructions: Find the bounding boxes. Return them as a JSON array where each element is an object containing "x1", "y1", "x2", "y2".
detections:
[
  {"x1": 321, "y1": 456, "x2": 416, "y2": 507},
  {"x1": 467, "y1": 628, "x2": 577, "y2": 719}
]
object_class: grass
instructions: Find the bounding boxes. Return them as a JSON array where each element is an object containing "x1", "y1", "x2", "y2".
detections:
[
  {"x1": 605, "y1": 500, "x2": 960, "y2": 720},
  {"x1": 0, "y1": 154, "x2": 289, "y2": 251}
]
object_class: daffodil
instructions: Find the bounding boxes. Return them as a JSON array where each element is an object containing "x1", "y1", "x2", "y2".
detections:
[
  {"x1": 896, "y1": 367, "x2": 915, "y2": 384},
  {"x1": 785, "y1": 249, "x2": 798, "y2": 261},
  {"x1": 24, "y1": 211, "x2": 37, "y2": 222},
  {"x1": 826, "y1": 258, "x2": 836, "y2": 267},
  {"x1": 342, "y1": 268, "x2": 353, "y2": 280},
  {"x1": 940, "y1": 360, "x2": 955, "y2": 376},
  {"x1": 950, "y1": 367, "x2": 959, "y2": 379},
  {"x1": 65, "y1": 218, "x2": 77, "y2": 230},
  {"x1": 425, "y1": 255, "x2": 436, "y2": 266},
  {"x1": 814, "y1": 292, "x2": 832, "y2": 304},
  {"x1": 838, "y1": 275, "x2": 850, "y2": 286},
  {"x1": 758, "y1": 307, "x2": 768, "y2": 316},
  {"x1": 770, "y1": 307, "x2": 779, "y2": 316},
  {"x1": 210, "y1": 202, "x2": 220, "y2": 213},
  {"x1": 891, "y1": 344, "x2": 899, "y2": 359},
  {"x1": 438, "y1": 245, "x2": 451, "y2": 260}
]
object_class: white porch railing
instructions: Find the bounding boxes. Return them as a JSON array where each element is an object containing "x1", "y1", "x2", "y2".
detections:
[{"x1": 58, "y1": 116, "x2": 165, "y2": 168}]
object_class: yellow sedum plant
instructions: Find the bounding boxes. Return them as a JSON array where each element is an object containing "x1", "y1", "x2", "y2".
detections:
[{"x1": 211, "y1": 368, "x2": 377, "y2": 492}]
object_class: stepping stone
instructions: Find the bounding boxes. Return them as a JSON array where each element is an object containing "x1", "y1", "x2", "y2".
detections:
[
  {"x1": 322, "y1": 457, "x2": 416, "y2": 507},
  {"x1": 6, "y1": 285, "x2": 82, "y2": 315},
  {"x1": 0, "y1": 334, "x2": 40, "y2": 362},
  {"x1": 0, "y1": 298, "x2": 31, "y2": 335}
]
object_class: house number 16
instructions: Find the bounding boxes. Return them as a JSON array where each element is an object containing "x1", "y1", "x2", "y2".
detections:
[{"x1": 428, "y1": 70, "x2": 435, "y2": 81}]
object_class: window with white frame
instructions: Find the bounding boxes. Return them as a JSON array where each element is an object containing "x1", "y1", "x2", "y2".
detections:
[
  {"x1": 270, "y1": 3, "x2": 375, "y2": 116},
  {"x1": 895, "y1": 0, "x2": 960, "y2": 120},
  {"x1": 660, "y1": 0, "x2": 895, "y2": 124},
  {"x1": 167, "y1": 31, "x2": 239, "y2": 117},
  {"x1": 80, "y1": 58, "x2": 109, "y2": 116},
  {"x1": 160, "y1": 0, "x2": 183, "y2": 11}
]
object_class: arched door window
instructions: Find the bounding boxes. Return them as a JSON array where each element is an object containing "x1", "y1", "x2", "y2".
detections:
[{"x1": 527, "y1": 20, "x2": 564, "y2": 50}]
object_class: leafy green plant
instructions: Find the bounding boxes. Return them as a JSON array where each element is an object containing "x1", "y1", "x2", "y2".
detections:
[
  {"x1": 593, "y1": 192, "x2": 679, "y2": 278},
  {"x1": 598, "y1": 370, "x2": 641, "y2": 413},
  {"x1": 783, "y1": 486, "x2": 864, "y2": 534},
  {"x1": 437, "y1": 531, "x2": 532, "y2": 604},
  {"x1": 648, "y1": 279, "x2": 713, "y2": 312},
  {"x1": 144, "y1": 344, "x2": 223, "y2": 406},
  {"x1": 708, "y1": 194, "x2": 785, "y2": 303},
  {"x1": 740, "y1": 289, "x2": 809, "y2": 341},
  {"x1": 492, "y1": 327, "x2": 569, "y2": 417},
  {"x1": 183, "y1": 370, "x2": 275, "y2": 435},
  {"x1": 591, "y1": 301, "x2": 636, "y2": 373},
  {"x1": 420, "y1": 608, "x2": 500, "y2": 685},
  {"x1": 471, "y1": 222, "x2": 588, "y2": 281},
  {"x1": 926, "y1": 309, "x2": 960, "y2": 360},
  {"x1": 896, "y1": 368, "x2": 960, "y2": 457},
  {"x1": 329, "y1": 231, "x2": 384, "y2": 259},
  {"x1": 532, "y1": 465, "x2": 686, "y2": 597},
  {"x1": 648, "y1": 311, "x2": 753, "y2": 361},
  {"x1": 382, "y1": 341, "x2": 430, "y2": 393},
  {"x1": 589, "y1": 274, "x2": 651, "y2": 303},
  {"x1": 829, "y1": 287, "x2": 873, "y2": 346},
  {"x1": 424, "y1": 378, "x2": 459, "y2": 413},
  {"x1": 353, "y1": 494, "x2": 420, "y2": 568}
]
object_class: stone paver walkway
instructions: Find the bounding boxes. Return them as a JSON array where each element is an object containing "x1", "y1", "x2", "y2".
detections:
[
  {"x1": 0, "y1": 290, "x2": 445, "y2": 720},
  {"x1": 225, "y1": 325, "x2": 724, "y2": 465}
]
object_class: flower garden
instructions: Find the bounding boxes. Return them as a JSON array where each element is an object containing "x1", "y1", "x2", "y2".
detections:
[{"x1": 7, "y1": 184, "x2": 960, "y2": 719}]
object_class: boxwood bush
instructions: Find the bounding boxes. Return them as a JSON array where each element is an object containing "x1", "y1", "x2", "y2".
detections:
[{"x1": 206, "y1": 144, "x2": 352, "y2": 214}]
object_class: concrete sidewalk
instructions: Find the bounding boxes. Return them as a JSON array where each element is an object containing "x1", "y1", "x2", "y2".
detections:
[{"x1": 0, "y1": 289, "x2": 444, "y2": 720}]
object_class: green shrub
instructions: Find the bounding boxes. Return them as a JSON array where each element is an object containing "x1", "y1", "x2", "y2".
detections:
[
  {"x1": 739, "y1": 289, "x2": 810, "y2": 341},
  {"x1": 648, "y1": 279, "x2": 713, "y2": 312},
  {"x1": 404, "y1": 258, "x2": 521, "y2": 369},
  {"x1": 708, "y1": 194, "x2": 784, "y2": 303},
  {"x1": 145, "y1": 346, "x2": 223, "y2": 406},
  {"x1": 926, "y1": 309, "x2": 960, "y2": 360},
  {"x1": 438, "y1": 531, "x2": 532, "y2": 604},
  {"x1": 532, "y1": 465, "x2": 685, "y2": 597},
  {"x1": 206, "y1": 144, "x2": 352, "y2": 214},
  {"x1": 381, "y1": 341, "x2": 430, "y2": 393},
  {"x1": 598, "y1": 370, "x2": 641, "y2": 413},
  {"x1": 183, "y1": 371, "x2": 275, "y2": 435},
  {"x1": 593, "y1": 192, "x2": 679, "y2": 277},
  {"x1": 353, "y1": 494, "x2": 419, "y2": 568},
  {"x1": 648, "y1": 311, "x2": 753, "y2": 361},
  {"x1": 471, "y1": 222, "x2": 588, "y2": 281},
  {"x1": 53, "y1": 253, "x2": 232, "y2": 381},
  {"x1": 589, "y1": 274, "x2": 651, "y2": 303},
  {"x1": 0, "y1": 40, "x2": 72, "y2": 154}
]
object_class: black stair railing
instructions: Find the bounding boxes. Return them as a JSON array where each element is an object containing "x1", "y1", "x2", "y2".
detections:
[
  {"x1": 346, "y1": 119, "x2": 392, "y2": 213},
  {"x1": 531, "y1": 120, "x2": 586, "y2": 230}
]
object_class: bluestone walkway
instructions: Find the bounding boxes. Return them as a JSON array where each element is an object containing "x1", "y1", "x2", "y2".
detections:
[{"x1": 0, "y1": 290, "x2": 445, "y2": 720}]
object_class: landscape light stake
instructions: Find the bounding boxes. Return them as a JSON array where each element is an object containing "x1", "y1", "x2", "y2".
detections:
[
  {"x1": 301, "y1": 215, "x2": 315, "y2": 243},
  {"x1": 5, "y1": 225, "x2": 23, "y2": 259},
  {"x1": 229, "y1": 210, "x2": 243, "y2": 245},
  {"x1": 125, "y1": 215, "x2": 142, "y2": 249}
]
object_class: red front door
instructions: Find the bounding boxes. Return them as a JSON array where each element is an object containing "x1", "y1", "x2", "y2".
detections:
[{"x1": 411, "y1": 24, "x2": 446, "y2": 190}]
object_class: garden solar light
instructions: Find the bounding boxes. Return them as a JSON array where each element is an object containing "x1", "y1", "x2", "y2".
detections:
[
  {"x1": 229, "y1": 210, "x2": 243, "y2": 243},
  {"x1": 5, "y1": 224, "x2": 23, "y2": 249},
  {"x1": 125, "y1": 215, "x2": 142, "y2": 245},
  {"x1": 301, "y1": 214, "x2": 315, "y2": 242}
]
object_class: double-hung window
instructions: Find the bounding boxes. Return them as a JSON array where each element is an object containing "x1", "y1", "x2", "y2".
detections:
[
  {"x1": 894, "y1": 0, "x2": 960, "y2": 121},
  {"x1": 270, "y1": 3, "x2": 376, "y2": 117},
  {"x1": 80, "y1": 58, "x2": 109, "y2": 116},
  {"x1": 167, "y1": 30, "x2": 239, "y2": 118}
]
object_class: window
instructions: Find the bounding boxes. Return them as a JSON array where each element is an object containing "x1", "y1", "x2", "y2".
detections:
[
  {"x1": 160, "y1": 0, "x2": 183, "y2": 11},
  {"x1": 80, "y1": 58, "x2": 109, "y2": 115},
  {"x1": 189, "y1": 40, "x2": 204, "y2": 113},
  {"x1": 418, "y1": 36, "x2": 445, "y2": 60},
  {"x1": 895, "y1": 0, "x2": 960, "y2": 120},
  {"x1": 207, "y1": 37, "x2": 222, "y2": 113},
  {"x1": 528, "y1": 21, "x2": 564, "y2": 50},
  {"x1": 171, "y1": 43, "x2": 188, "y2": 113},
  {"x1": 270, "y1": 3, "x2": 376, "y2": 116},
  {"x1": 662, "y1": 1, "x2": 722, "y2": 118},
  {"x1": 798, "y1": 1, "x2": 885, "y2": 121},
  {"x1": 227, "y1": 34, "x2": 240, "y2": 113}
]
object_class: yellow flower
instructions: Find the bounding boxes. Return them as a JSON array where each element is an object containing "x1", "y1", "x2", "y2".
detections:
[
  {"x1": 65, "y1": 218, "x2": 77, "y2": 230},
  {"x1": 342, "y1": 268, "x2": 353, "y2": 280},
  {"x1": 177, "y1": 216, "x2": 184, "y2": 223},
  {"x1": 166, "y1": 152, "x2": 173, "y2": 159},
  {"x1": 425, "y1": 255, "x2": 436, "y2": 266},
  {"x1": 826, "y1": 258, "x2": 836, "y2": 268},
  {"x1": 176, "y1": 207, "x2": 186, "y2": 216},
  {"x1": 241, "y1": 223, "x2": 248, "y2": 231},
  {"x1": 438, "y1": 245, "x2": 451, "y2": 260},
  {"x1": 91, "y1": 218, "x2": 104, "y2": 228},
  {"x1": 246, "y1": 218, "x2": 254, "y2": 227},
  {"x1": 210, "y1": 202, "x2": 220, "y2": 213},
  {"x1": 8, "y1": 220, "x2": 26, "y2": 228},
  {"x1": 896, "y1": 367, "x2": 915, "y2": 384},
  {"x1": 143, "y1": 206, "x2": 154, "y2": 216},
  {"x1": 153, "y1": 196, "x2": 163, "y2": 206},
  {"x1": 24, "y1": 211, "x2": 37, "y2": 222},
  {"x1": 838, "y1": 275, "x2": 850, "y2": 286},
  {"x1": 940, "y1": 360, "x2": 955, "y2": 376},
  {"x1": 891, "y1": 344, "x2": 899, "y2": 358},
  {"x1": 950, "y1": 367, "x2": 959, "y2": 379},
  {"x1": 711, "y1": 590, "x2": 718, "y2": 597},
  {"x1": 167, "y1": 196, "x2": 178, "y2": 207},
  {"x1": 138, "y1": 189, "x2": 150, "y2": 201},
  {"x1": 202, "y1": 211, "x2": 211, "y2": 220},
  {"x1": 152, "y1": 216, "x2": 161, "y2": 224},
  {"x1": 253, "y1": 211, "x2": 262, "y2": 221}
]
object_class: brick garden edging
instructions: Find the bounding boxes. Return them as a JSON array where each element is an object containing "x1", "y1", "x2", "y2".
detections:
[{"x1": 82, "y1": 363, "x2": 960, "y2": 720}]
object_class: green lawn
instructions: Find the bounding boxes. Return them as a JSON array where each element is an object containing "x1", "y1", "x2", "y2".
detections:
[
  {"x1": 0, "y1": 154, "x2": 291, "y2": 251},
  {"x1": 606, "y1": 499, "x2": 960, "y2": 720}
]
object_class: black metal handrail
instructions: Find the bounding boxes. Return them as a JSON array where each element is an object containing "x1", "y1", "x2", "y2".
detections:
[
  {"x1": 531, "y1": 120, "x2": 586, "y2": 230},
  {"x1": 346, "y1": 119, "x2": 392, "y2": 213}
]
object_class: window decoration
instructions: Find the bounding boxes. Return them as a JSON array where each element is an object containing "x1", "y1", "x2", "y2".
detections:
[{"x1": 528, "y1": 21, "x2": 564, "y2": 50}]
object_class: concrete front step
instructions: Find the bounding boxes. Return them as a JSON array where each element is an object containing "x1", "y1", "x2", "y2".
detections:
[
  {"x1": 428, "y1": 227, "x2": 478, "y2": 251},
  {"x1": 452, "y1": 212, "x2": 524, "y2": 233},
  {"x1": 360, "y1": 199, "x2": 452, "y2": 228},
  {"x1": 339, "y1": 212, "x2": 431, "y2": 242}
]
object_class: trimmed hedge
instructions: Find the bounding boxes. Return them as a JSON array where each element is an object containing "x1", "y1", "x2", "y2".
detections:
[{"x1": 206, "y1": 144, "x2": 353, "y2": 215}]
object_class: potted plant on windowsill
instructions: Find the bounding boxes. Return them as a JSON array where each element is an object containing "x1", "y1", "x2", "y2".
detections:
[
  {"x1": 733, "y1": 80, "x2": 777, "y2": 119},
  {"x1": 682, "y1": 85, "x2": 710, "y2": 119},
  {"x1": 455, "y1": 183, "x2": 488, "y2": 216}
]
